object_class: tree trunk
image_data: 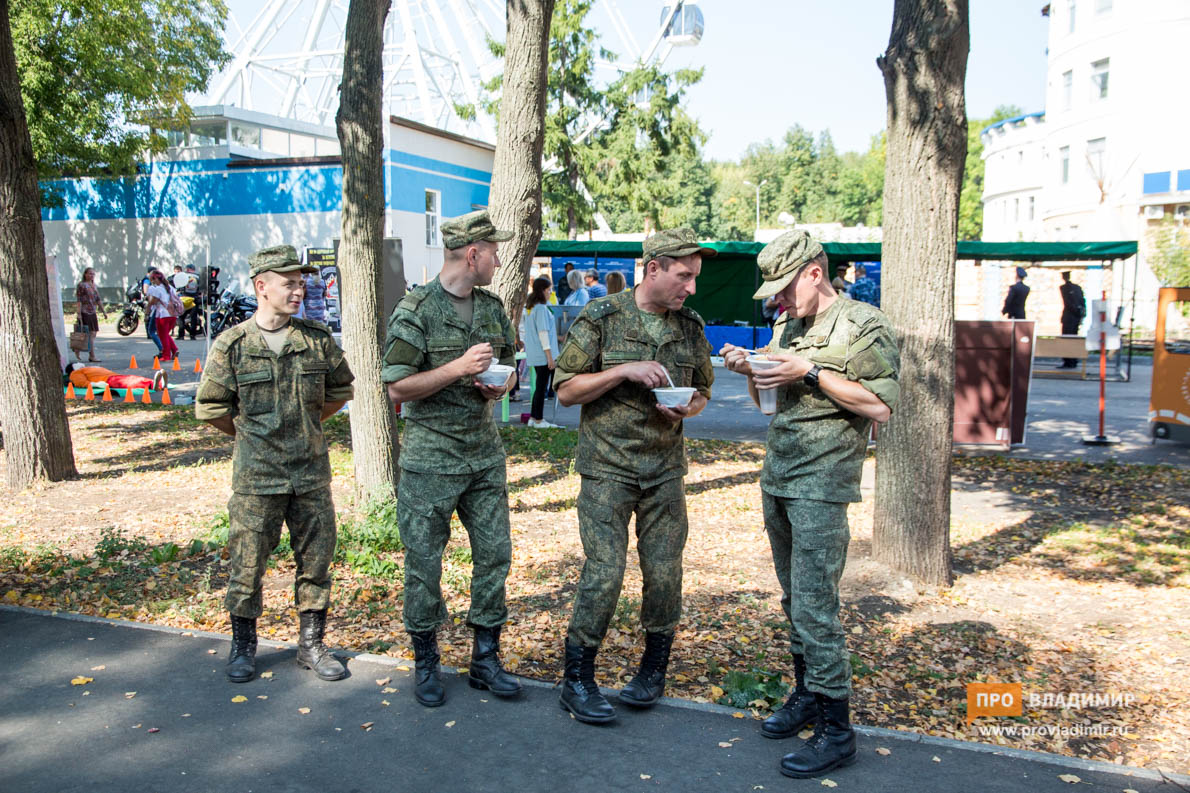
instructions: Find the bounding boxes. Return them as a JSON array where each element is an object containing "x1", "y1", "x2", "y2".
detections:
[
  {"x1": 0, "y1": 0, "x2": 77, "y2": 489},
  {"x1": 872, "y1": 0, "x2": 968, "y2": 586},
  {"x1": 336, "y1": 0, "x2": 399, "y2": 505},
  {"x1": 490, "y1": 0, "x2": 555, "y2": 324}
]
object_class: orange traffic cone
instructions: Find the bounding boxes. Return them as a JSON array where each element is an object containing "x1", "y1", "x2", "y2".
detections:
[
  {"x1": 172, "y1": 357, "x2": 181, "y2": 371},
  {"x1": 152, "y1": 356, "x2": 161, "y2": 370},
  {"x1": 129, "y1": 355, "x2": 138, "y2": 369},
  {"x1": 122, "y1": 387, "x2": 134, "y2": 403},
  {"x1": 193, "y1": 358, "x2": 203, "y2": 373},
  {"x1": 84, "y1": 383, "x2": 95, "y2": 401},
  {"x1": 101, "y1": 383, "x2": 113, "y2": 402},
  {"x1": 161, "y1": 389, "x2": 172, "y2": 405},
  {"x1": 65, "y1": 384, "x2": 77, "y2": 399},
  {"x1": 141, "y1": 387, "x2": 152, "y2": 404}
]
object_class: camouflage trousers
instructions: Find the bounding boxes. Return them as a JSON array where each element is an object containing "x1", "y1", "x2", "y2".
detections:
[
  {"x1": 397, "y1": 465, "x2": 511, "y2": 633},
  {"x1": 225, "y1": 487, "x2": 337, "y2": 619},
  {"x1": 762, "y1": 493, "x2": 851, "y2": 698},
  {"x1": 567, "y1": 476, "x2": 688, "y2": 648}
]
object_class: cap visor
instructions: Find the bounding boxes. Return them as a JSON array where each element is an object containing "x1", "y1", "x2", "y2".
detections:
[{"x1": 752, "y1": 270, "x2": 797, "y2": 300}]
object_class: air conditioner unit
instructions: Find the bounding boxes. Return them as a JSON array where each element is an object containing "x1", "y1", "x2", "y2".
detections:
[
  {"x1": 1144, "y1": 205, "x2": 1165, "y2": 220},
  {"x1": 1176, "y1": 205, "x2": 1190, "y2": 220}
]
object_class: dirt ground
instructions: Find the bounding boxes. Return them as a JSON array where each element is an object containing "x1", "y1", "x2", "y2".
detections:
[{"x1": 2, "y1": 403, "x2": 1187, "y2": 774}]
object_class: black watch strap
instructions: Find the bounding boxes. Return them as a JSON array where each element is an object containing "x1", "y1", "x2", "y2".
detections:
[{"x1": 804, "y1": 365, "x2": 822, "y2": 389}]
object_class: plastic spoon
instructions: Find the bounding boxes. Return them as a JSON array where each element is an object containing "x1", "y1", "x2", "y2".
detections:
[{"x1": 663, "y1": 368, "x2": 675, "y2": 388}]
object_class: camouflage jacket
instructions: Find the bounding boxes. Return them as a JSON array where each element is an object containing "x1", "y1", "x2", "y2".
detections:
[
  {"x1": 761, "y1": 297, "x2": 900, "y2": 502},
  {"x1": 554, "y1": 289, "x2": 714, "y2": 489},
  {"x1": 381, "y1": 277, "x2": 515, "y2": 474},
  {"x1": 194, "y1": 317, "x2": 354, "y2": 495}
]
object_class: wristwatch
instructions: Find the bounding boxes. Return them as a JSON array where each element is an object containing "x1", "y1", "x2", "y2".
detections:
[{"x1": 803, "y1": 365, "x2": 822, "y2": 390}]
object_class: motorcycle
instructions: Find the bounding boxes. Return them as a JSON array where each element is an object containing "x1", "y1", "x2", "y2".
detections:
[
  {"x1": 209, "y1": 282, "x2": 258, "y2": 339},
  {"x1": 115, "y1": 285, "x2": 148, "y2": 336}
]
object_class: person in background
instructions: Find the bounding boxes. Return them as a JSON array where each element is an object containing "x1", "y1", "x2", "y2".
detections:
[
  {"x1": 556, "y1": 262, "x2": 575, "y2": 304},
  {"x1": 605, "y1": 271, "x2": 627, "y2": 295},
  {"x1": 140, "y1": 265, "x2": 163, "y2": 355},
  {"x1": 585, "y1": 270, "x2": 607, "y2": 299},
  {"x1": 523, "y1": 277, "x2": 560, "y2": 429},
  {"x1": 1058, "y1": 271, "x2": 1086, "y2": 368},
  {"x1": 75, "y1": 267, "x2": 106, "y2": 362},
  {"x1": 848, "y1": 265, "x2": 880, "y2": 307},
  {"x1": 831, "y1": 263, "x2": 851, "y2": 294},
  {"x1": 304, "y1": 270, "x2": 329, "y2": 324},
  {"x1": 145, "y1": 269, "x2": 180, "y2": 361},
  {"x1": 1002, "y1": 266, "x2": 1029, "y2": 320},
  {"x1": 563, "y1": 269, "x2": 590, "y2": 307}
]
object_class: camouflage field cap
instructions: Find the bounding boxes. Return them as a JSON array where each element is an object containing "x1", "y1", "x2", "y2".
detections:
[
  {"x1": 752, "y1": 230, "x2": 826, "y2": 299},
  {"x1": 641, "y1": 227, "x2": 717, "y2": 263},
  {"x1": 442, "y1": 210, "x2": 514, "y2": 250},
  {"x1": 248, "y1": 244, "x2": 316, "y2": 278}
]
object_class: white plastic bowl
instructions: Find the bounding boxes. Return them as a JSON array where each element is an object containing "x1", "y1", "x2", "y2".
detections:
[
  {"x1": 652, "y1": 386, "x2": 696, "y2": 407},
  {"x1": 476, "y1": 363, "x2": 514, "y2": 387}
]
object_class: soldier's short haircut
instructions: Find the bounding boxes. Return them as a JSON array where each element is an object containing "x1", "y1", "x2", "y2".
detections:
[{"x1": 654, "y1": 255, "x2": 677, "y2": 271}]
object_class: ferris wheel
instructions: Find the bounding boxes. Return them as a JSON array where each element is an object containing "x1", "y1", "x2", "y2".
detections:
[{"x1": 202, "y1": 1, "x2": 705, "y2": 142}]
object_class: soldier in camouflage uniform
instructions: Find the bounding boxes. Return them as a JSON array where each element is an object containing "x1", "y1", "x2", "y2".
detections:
[
  {"x1": 382, "y1": 210, "x2": 521, "y2": 708},
  {"x1": 721, "y1": 230, "x2": 900, "y2": 779},
  {"x1": 553, "y1": 228, "x2": 715, "y2": 724},
  {"x1": 195, "y1": 245, "x2": 355, "y2": 684}
]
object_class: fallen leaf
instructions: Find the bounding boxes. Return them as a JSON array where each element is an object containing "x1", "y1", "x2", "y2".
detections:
[
  {"x1": 382, "y1": 687, "x2": 398, "y2": 694},
  {"x1": 231, "y1": 695, "x2": 247, "y2": 703},
  {"x1": 821, "y1": 780, "x2": 837, "y2": 788},
  {"x1": 375, "y1": 677, "x2": 391, "y2": 686},
  {"x1": 256, "y1": 695, "x2": 267, "y2": 700},
  {"x1": 70, "y1": 676, "x2": 93, "y2": 686},
  {"x1": 181, "y1": 714, "x2": 191, "y2": 718},
  {"x1": 132, "y1": 723, "x2": 142, "y2": 729},
  {"x1": 710, "y1": 685, "x2": 725, "y2": 699},
  {"x1": 207, "y1": 649, "x2": 217, "y2": 655},
  {"x1": 1124, "y1": 789, "x2": 1140, "y2": 793},
  {"x1": 932, "y1": 756, "x2": 941, "y2": 763},
  {"x1": 124, "y1": 692, "x2": 136, "y2": 699},
  {"x1": 732, "y1": 712, "x2": 745, "y2": 719},
  {"x1": 381, "y1": 700, "x2": 390, "y2": 706},
  {"x1": 718, "y1": 742, "x2": 732, "y2": 748},
  {"x1": 90, "y1": 665, "x2": 106, "y2": 671},
  {"x1": 147, "y1": 727, "x2": 160, "y2": 733},
  {"x1": 445, "y1": 720, "x2": 456, "y2": 728},
  {"x1": 260, "y1": 671, "x2": 274, "y2": 679},
  {"x1": 361, "y1": 722, "x2": 374, "y2": 731},
  {"x1": 876, "y1": 747, "x2": 891, "y2": 756},
  {"x1": 298, "y1": 707, "x2": 311, "y2": 714},
  {"x1": 640, "y1": 774, "x2": 651, "y2": 780},
  {"x1": 397, "y1": 665, "x2": 411, "y2": 672},
  {"x1": 1058, "y1": 775, "x2": 1081, "y2": 784}
]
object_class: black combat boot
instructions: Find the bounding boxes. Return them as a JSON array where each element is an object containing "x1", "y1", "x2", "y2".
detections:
[
  {"x1": 296, "y1": 609, "x2": 347, "y2": 681},
  {"x1": 761, "y1": 653, "x2": 816, "y2": 739},
  {"x1": 226, "y1": 615, "x2": 257, "y2": 683},
  {"x1": 618, "y1": 631, "x2": 673, "y2": 708},
  {"x1": 409, "y1": 630, "x2": 446, "y2": 707},
  {"x1": 559, "y1": 641, "x2": 616, "y2": 724},
  {"x1": 779, "y1": 693, "x2": 858, "y2": 778},
  {"x1": 468, "y1": 625, "x2": 522, "y2": 697}
]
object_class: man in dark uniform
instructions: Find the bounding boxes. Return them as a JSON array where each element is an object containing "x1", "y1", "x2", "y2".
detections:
[
  {"x1": 1002, "y1": 266, "x2": 1030, "y2": 319},
  {"x1": 722, "y1": 230, "x2": 899, "y2": 779},
  {"x1": 195, "y1": 245, "x2": 355, "y2": 684},
  {"x1": 1059, "y1": 271, "x2": 1086, "y2": 368},
  {"x1": 382, "y1": 210, "x2": 521, "y2": 708},
  {"x1": 552, "y1": 228, "x2": 715, "y2": 724}
]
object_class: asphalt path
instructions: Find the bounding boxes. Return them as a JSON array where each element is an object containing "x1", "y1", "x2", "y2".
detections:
[{"x1": 4, "y1": 607, "x2": 1185, "y2": 793}]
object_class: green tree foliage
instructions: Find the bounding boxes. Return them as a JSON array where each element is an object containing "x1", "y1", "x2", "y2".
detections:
[
  {"x1": 957, "y1": 105, "x2": 1022, "y2": 240},
  {"x1": 1147, "y1": 217, "x2": 1190, "y2": 288},
  {"x1": 11, "y1": 0, "x2": 230, "y2": 178}
]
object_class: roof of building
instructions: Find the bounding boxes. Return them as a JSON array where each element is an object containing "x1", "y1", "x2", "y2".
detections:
[
  {"x1": 389, "y1": 116, "x2": 496, "y2": 152},
  {"x1": 981, "y1": 111, "x2": 1046, "y2": 136}
]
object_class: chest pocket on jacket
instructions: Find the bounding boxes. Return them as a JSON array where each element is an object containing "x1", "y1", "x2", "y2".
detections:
[
  {"x1": 670, "y1": 354, "x2": 697, "y2": 388},
  {"x1": 236, "y1": 369, "x2": 274, "y2": 415},
  {"x1": 300, "y1": 362, "x2": 328, "y2": 405},
  {"x1": 426, "y1": 338, "x2": 466, "y2": 371},
  {"x1": 600, "y1": 337, "x2": 653, "y2": 371}
]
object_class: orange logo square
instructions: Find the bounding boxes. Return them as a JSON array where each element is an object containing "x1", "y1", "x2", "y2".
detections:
[{"x1": 967, "y1": 683, "x2": 1022, "y2": 723}]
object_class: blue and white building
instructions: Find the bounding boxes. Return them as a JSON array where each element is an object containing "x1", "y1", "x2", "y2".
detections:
[{"x1": 41, "y1": 105, "x2": 495, "y2": 293}]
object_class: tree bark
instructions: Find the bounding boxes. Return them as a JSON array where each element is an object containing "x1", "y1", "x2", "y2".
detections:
[
  {"x1": 490, "y1": 0, "x2": 555, "y2": 324},
  {"x1": 0, "y1": 0, "x2": 77, "y2": 489},
  {"x1": 872, "y1": 0, "x2": 968, "y2": 586},
  {"x1": 336, "y1": 0, "x2": 399, "y2": 505}
]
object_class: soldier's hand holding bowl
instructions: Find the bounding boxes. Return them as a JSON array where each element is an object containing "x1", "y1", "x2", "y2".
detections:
[
  {"x1": 750, "y1": 353, "x2": 814, "y2": 389},
  {"x1": 456, "y1": 342, "x2": 494, "y2": 376}
]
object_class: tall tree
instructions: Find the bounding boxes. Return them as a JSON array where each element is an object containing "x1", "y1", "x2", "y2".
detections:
[
  {"x1": 0, "y1": 0, "x2": 77, "y2": 488},
  {"x1": 489, "y1": 0, "x2": 555, "y2": 323},
  {"x1": 873, "y1": 0, "x2": 969, "y2": 586},
  {"x1": 11, "y1": 0, "x2": 228, "y2": 180},
  {"x1": 336, "y1": 0, "x2": 399, "y2": 504}
]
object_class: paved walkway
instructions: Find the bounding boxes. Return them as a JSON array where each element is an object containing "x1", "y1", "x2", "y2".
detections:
[{"x1": 4, "y1": 608, "x2": 1184, "y2": 793}]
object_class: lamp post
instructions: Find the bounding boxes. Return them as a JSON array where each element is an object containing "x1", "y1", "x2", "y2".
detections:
[{"x1": 743, "y1": 179, "x2": 767, "y2": 239}]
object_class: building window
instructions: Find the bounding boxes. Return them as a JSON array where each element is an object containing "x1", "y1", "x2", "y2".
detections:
[
  {"x1": 231, "y1": 123, "x2": 261, "y2": 149},
  {"x1": 1014, "y1": 198, "x2": 1020, "y2": 222},
  {"x1": 1091, "y1": 58, "x2": 1109, "y2": 101},
  {"x1": 1028, "y1": 196, "x2": 1035, "y2": 220},
  {"x1": 1067, "y1": 0, "x2": 1076, "y2": 33},
  {"x1": 1060, "y1": 146, "x2": 1071, "y2": 184},
  {"x1": 289, "y1": 134, "x2": 316, "y2": 158},
  {"x1": 189, "y1": 122, "x2": 226, "y2": 147},
  {"x1": 425, "y1": 190, "x2": 441, "y2": 247},
  {"x1": 1086, "y1": 137, "x2": 1106, "y2": 177},
  {"x1": 1095, "y1": 0, "x2": 1111, "y2": 13},
  {"x1": 261, "y1": 128, "x2": 289, "y2": 155},
  {"x1": 1062, "y1": 70, "x2": 1073, "y2": 110}
]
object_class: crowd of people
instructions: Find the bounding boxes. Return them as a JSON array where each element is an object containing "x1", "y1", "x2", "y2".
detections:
[{"x1": 193, "y1": 215, "x2": 901, "y2": 781}]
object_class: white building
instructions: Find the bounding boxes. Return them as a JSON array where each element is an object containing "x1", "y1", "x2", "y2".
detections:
[
  {"x1": 980, "y1": 0, "x2": 1190, "y2": 329},
  {"x1": 41, "y1": 106, "x2": 496, "y2": 296}
]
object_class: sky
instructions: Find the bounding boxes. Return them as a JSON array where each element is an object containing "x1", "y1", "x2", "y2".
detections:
[{"x1": 596, "y1": 0, "x2": 1051, "y2": 160}]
